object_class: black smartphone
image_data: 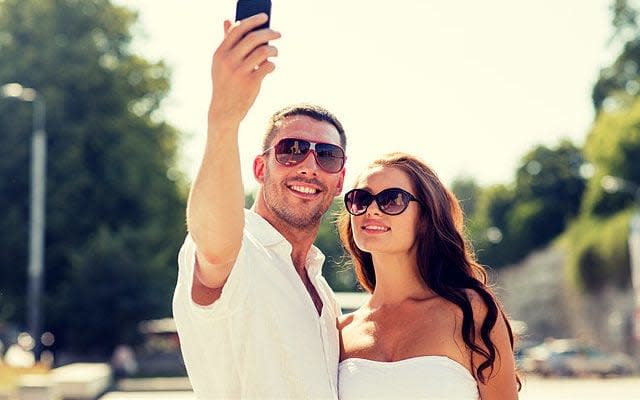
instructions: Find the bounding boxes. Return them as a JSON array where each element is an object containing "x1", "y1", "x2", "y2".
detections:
[{"x1": 235, "y1": 0, "x2": 272, "y2": 31}]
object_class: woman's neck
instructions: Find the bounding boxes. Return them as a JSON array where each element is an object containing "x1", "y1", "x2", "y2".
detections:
[{"x1": 368, "y1": 252, "x2": 434, "y2": 307}]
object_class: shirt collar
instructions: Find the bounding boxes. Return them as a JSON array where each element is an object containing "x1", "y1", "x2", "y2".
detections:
[
  {"x1": 245, "y1": 209, "x2": 326, "y2": 276},
  {"x1": 305, "y1": 245, "x2": 326, "y2": 278},
  {"x1": 245, "y1": 208, "x2": 287, "y2": 247}
]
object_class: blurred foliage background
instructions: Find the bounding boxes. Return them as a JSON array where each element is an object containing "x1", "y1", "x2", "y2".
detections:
[
  {"x1": 0, "y1": 0, "x2": 639, "y2": 358},
  {"x1": 0, "y1": 0, "x2": 187, "y2": 356}
]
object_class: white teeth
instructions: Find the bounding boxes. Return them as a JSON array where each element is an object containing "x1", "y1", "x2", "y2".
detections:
[
  {"x1": 290, "y1": 185, "x2": 317, "y2": 194},
  {"x1": 364, "y1": 225, "x2": 389, "y2": 231}
]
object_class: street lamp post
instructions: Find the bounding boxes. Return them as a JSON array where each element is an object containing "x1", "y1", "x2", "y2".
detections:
[
  {"x1": 602, "y1": 175, "x2": 640, "y2": 353},
  {"x1": 1, "y1": 83, "x2": 46, "y2": 358},
  {"x1": 630, "y1": 214, "x2": 640, "y2": 343}
]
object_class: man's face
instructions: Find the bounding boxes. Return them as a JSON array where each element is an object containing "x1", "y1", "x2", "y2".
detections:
[{"x1": 254, "y1": 115, "x2": 345, "y2": 230}]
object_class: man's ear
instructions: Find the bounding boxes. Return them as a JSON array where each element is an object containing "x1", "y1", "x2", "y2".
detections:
[{"x1": 253, "y1": 155, "x2": 266, "y2": 183}]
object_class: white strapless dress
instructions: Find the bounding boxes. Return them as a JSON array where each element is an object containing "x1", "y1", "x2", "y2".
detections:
[{"x1": 338, "y1": 356, "x2": 479, "y2": 400}]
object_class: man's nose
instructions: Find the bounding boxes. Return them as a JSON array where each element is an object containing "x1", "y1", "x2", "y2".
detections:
[{"x1": 295, "y1": 151, "x2": 319, "y2": 175}]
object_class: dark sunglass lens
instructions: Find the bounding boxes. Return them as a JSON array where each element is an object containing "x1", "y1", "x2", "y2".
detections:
[
  {"x1": 275, "y1": 139, "x2": 310, "y2": 165},
  {"x1": 315, "y1": 143, "x2": 345, "y2": 172},
  {"x1": 377, "y1": 189, "x2": 410, "y2": 215},
  {"x1": 346, "y1": 189, "x2": 372, "y2": 215}
]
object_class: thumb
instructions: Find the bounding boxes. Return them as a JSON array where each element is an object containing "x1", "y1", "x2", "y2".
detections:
[{"x1": 223, "y1": 19, "x2": 233, "y2": 34}]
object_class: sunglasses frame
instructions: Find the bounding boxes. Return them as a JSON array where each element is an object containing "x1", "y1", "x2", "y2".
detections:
[
  {"x1": 263, "y1": 138, "x2": 346, "y2": 173},
  {"x1": 344, "y1": 187, "x2": 421, "y2": 216}
]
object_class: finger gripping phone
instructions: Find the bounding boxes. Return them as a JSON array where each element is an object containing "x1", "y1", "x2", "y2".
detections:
[{"x1": 235, "y1": 0, "x2": 272, "y2": 30}]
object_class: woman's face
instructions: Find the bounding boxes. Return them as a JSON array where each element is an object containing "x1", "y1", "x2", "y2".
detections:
[{"x1": 349, "y1": 166, "x2": 421, "y2": 256}]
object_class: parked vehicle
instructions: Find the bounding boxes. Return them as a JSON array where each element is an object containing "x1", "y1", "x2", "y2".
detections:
[{"x1": 520, "y1": 338, "x2": 637, "y2": 377}]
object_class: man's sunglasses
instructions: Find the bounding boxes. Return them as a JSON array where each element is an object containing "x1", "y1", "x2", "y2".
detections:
[
  {"x1": 263, "y1": 138, "x2": 346, "y2": 173},
  {"x1": 344, "y1": 187, "x2": 420, "y2": 216}
]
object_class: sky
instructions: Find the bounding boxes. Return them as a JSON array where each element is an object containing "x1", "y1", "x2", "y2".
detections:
[{"x1": 116, "y1": 0, "x2": 613, "y2": 192}]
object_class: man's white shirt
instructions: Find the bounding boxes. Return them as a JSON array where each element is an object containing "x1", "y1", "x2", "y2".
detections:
[{"x1": 173, "y1": 209, "x2": 341, "y2": 399}]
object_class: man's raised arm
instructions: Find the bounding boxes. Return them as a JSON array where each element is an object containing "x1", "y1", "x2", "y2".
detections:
[{"x1": 186, "y1": 14, "x2": 280, "y2": 295}]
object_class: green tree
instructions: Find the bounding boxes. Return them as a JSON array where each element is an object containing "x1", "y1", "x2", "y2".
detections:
[
  {"x1": 593, "y1": 0, "x2": 640, "y2": 111},
  {"x1": 470, "y1": 184, "x2": 517, "y2": 267},
  {"x1": 559, "y1": 0, "x2": 640, "y2": 292},
  {"x1": 451, "y1": 176, "x2": 480, "y2": 218},
  {"x1": 0, "y1": 0, "x2": 186, "y2": 355},
  {"x1": 581, "y1": 98, "x2": 640, "y2": 216},
  {"x1": 511, "y1": 141, "x2": 586, "y2": 245},
  {"x1": 564, "y1": 211, "x2": 633, "y2": 291},
  {"x1": 468, "y1": 141, "x2": 586, "y2": 267},
  {"x1": 567, "y1": 90, "x2": 640, "y2": 293}
]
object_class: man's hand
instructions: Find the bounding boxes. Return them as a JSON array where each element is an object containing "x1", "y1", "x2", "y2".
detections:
[{"x1": 209, "y1": 13, "x2": 281, "y2": 128}]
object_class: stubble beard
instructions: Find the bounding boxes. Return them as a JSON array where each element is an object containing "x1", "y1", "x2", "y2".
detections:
[
  {"x1": 263, "y1": 173, "x2": 330, "y2": 230},
  {"x1": 272, "y1": 199, "x2": 325, "y2": 229}
]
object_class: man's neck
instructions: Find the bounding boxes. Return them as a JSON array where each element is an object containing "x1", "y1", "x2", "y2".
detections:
[
  {"x1": 253, "y1": 196, "x2": 322, "y2": 275},
  {"x1": 275, "y1": 220, "x2": 320, "y2": 275}
]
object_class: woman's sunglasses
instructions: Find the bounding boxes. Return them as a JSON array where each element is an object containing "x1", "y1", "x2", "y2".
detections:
[
  {"x1": 344, "y1": 187, "x2": 420, "y2": 216},
  {"x1": 263, "y1": 138, "x2": 346, "y2": 173}
]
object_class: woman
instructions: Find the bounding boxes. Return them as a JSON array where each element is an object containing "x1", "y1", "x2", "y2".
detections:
[{"x1": 337, "y1": 152, "x2": 520, "y2": 399}]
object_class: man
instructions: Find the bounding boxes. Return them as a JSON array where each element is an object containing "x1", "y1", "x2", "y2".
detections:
[{"x1": 172, "y1": 13, "x2": 347, "y2": 399}]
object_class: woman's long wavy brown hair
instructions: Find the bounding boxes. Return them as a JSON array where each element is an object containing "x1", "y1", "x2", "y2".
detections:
[{"x1": 338, "y1": 152, "x2": 520, "y2": 388}]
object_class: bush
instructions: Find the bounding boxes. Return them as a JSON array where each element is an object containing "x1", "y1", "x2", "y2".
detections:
[{"x1": 564, "y1": 210, "x2": 633, "y2": 291}]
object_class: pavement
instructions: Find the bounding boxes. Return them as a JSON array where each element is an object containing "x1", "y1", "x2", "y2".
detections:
[
  {"x1": 100, "y1": 375, "x2": 640, "y2": 400},
  {"x1": 101, "y1": 391, "x2": 195, "y2": 399},
  {"x1": 99, "y1": 377, "x2": 194, "y2": 399}
]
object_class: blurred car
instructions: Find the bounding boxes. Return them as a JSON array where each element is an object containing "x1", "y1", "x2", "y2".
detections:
[
  {"x1": 514, "y1": 339, "x2": 537, "y2": 370},
  {"x1": 520, "y1": 338, "x2": 637, "y2": 377}
]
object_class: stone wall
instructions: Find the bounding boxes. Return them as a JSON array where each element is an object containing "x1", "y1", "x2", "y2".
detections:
[{"x1": 492, "y1": 245, "x2": 636, "y2": 355}]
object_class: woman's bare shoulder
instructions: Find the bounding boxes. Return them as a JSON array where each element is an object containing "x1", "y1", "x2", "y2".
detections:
[{"x1": 464, "y1": 288, "x2": 492, "y2": 317}]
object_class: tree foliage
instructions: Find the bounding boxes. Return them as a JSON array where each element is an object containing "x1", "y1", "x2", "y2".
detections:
[
  {"x1": 467, "y1": 183, "x2": 515, "y2": 267},
  {"x1": 581, "y1": 98, "x2": 640, "y2": 216},
  {"x1": 465, "y1": 141, "x2": 586, "y2": 268},
  {"x1": 562, "y1": 96, "x2": 640, "y2": 292},
  {"x1": 0, "y1": 0, "x2": 186, "y2": 355},
  {"x1": 564, "y1": 211, "x2": 633, "y2": 291},
  {"x1": 451, "y1": 176, "x2": 480, "y2": 218},
  {"x1": 559, "y1": 0, "x2": 640, "y2": 292},
  {"x1": 593, "y1": 0, "x2": 640, "y2": 111}
]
